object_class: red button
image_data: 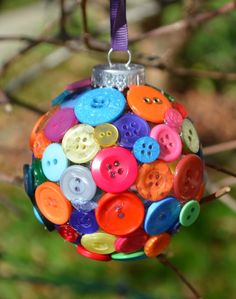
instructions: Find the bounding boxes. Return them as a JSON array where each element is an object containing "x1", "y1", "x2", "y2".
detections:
[
  {"x1": 172, "y1": 101, "x2": 188, "y2": 118},
  {"x1": 91, "y1": 146, "x2": 138, "y2": 193},
  {"x1": 115, "y1": 228, "x2": 148, "y2": 253},
  {"x1": 76, "y1": 245, "x2": 111, "y2": 261},
  {"x1": 95, "y1": 192, "x2": 145, "y2": 236},
  {"x1": 58, "y1": 224, "x2": 80, "y2": 243},
  {"x1": 174, "y1": 154, "x2": 204, "y2": 201}
]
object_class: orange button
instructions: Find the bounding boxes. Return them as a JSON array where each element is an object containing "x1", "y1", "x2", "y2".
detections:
[
  {"x1": 136, "y1": 160, "x2": 173, "y2": 201},
  {"x1": 32, "y1": 131, "x2": 51, "y2": 159},
  {"x1": 127, "y1": 85, "x2": 171, "y2": 123},
  {"x1": 144, "y1": 233, "x2": 171, "y2": 257},
  {"x1": 95, "y1": 192, "x2": 145, "y2": 236},
  {"x1": 35, "y1": 182, "x2": 72, "y2": 225},
  {"x1": 29, "y1": 106, "x2": 60, "y2": 149}
]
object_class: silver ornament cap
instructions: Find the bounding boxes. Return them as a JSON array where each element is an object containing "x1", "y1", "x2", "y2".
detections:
[{"x1": 91, "y1": 49, "x2": 145, "y2": 91}]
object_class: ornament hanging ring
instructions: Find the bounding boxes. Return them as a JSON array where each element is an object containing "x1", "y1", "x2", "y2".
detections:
[{"x1": 107, "y1": 48, "x2": 132, "y2": 68}]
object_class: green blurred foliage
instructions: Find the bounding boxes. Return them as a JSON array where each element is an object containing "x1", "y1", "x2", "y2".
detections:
[{"x1": 0, "y1": 0, "x2": 38, "y2": 11}]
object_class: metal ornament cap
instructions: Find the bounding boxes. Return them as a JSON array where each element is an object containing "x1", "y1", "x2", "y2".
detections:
[{"x1": 91, "y1": 63, "x2": 145, "y2": 91}]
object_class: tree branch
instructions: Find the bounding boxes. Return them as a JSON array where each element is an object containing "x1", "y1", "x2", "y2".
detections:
[
  {"x1": 201, "y1": 186, "x2": 231, "y2": 205},
  {"x1": 205, "y1": 163, "x2": 236, "y2": 178},
  {"x1": 203, "y1": 140, "x2": 236, "y2": 155}
]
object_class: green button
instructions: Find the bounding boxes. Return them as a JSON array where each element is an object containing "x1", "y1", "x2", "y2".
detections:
[
  {"x1": 32, "y1": 158, "x2": 47, "y2": 187},
  {"x1": 179, "y1": 200, "x2": 200, "y2": 227},
  {"x1": 163, "y1": 91, "x2": 175, "y2": 102},
  {"x1": 111, "y1": 251, "x2": 147, "y2": 261},
  {"x1": 181, "y1": 118, "x2": 200, "y2": 153}
]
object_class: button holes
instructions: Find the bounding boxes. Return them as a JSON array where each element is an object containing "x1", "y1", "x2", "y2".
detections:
[
  {"x1": 148, "y1": 174, "x2": 153, "y2": 179},
  {"x1": 164, "y1": 145, "x2": 168, "y2": 150},
  {"x1": 143, "y1": 97, "x2": 152, "y2": 104},
  {"x1": 131, "y1": 122, "x2": 136, "y2": 127},
  {"x1": 155, "y1": 182, "x2": 159, "y2": 186},
  {"x1": 114, "y1": 160, "x2": 120, "y2": 167},
  {"x1": 191, "y1": 207, "x2": 195, "y2": 213},
  {"x1": 81, "y1": 145, "x2": 86, "y2": 150},
  {"x1": 122, "y1": 125, "x2": 128, "y2": 130},
  {"x1": 74, "y1": 186, "x2": 81, "y2": 192},
  {"x1": 75, "y1": 177, "x2": 81, "y2": 183},
  {"x1": 153, "y1": 98, "x2": 162, "y2": 104},
  {"x1": 106, "y1": 164, "x2": 112, "y2": 170},
  {"x1": 125, "y1": 132, "x2": 131, "y2": 136},
  {"x1": 133, "y1": 130, "x2": 138, "y2": 135},
  {"x1": 160, "y1": 137, "x2": 164, "y2": 143},
  {"x1": 99, "y1": 132, "x2": 105, "y2": 138},
  {"x1": 155, "y1": 174, "x2": 160, "y2": 179},
  {"x1": 147, "y1": 151, "x2": 151, "y2": 156},
  {"x1": 148, "y1": 144, "x2": 153, "y2": 149},
  {"x1": 110, "y1": 171, "x2": 116, "y2": 178},
  {"x1": 82, "y1": 137, "x2": 87, "y2": 142},
  {"x1": 169, "y1": 142, "x2": 173, "y2": 147},
  {"x1": 53, "y1": 159, "x2": 57, "y2": 165},
  {"x1": 148, "y1": 182, "x2": 153, "y2": 187},
  {"x1": 106, "y1": 131, "x2": 112, "y2": 136},
  {"x1": 141, "y1": 150, "x2": 145, "y2": 155},
  {"x1": 189, "y1": 129, "x2": 193, "y2": 135},
  {"x1": 47, "y1": 161, "x2": 51, "y2": 166},
  {"x1": 188, "y1": 136, "x2": 192, "y2": 142},
  {"x1": 142, "y1": 143, "x2": 146, "y2": 148},
  {"x1": 187, "y1": 215, "x2": 191, "y2": 220},
  {"x1": 118, "y1": 212, "x2": 125, "y2": 219},
  {"x1": 165, "y1": 134, "x2": 169, "y2": 139},
  {"x1": 76, "y1": 145, "x2": 80, "y2": 150},
  {"x1": 118, "y1": 168, "x2": 123, "y2": 175}
]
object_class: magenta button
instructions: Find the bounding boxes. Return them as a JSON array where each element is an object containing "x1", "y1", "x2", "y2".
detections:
[
  {"x1": 164, "y1": 108, "x2": 183, "y2": 132},
  {"x1": 66, "y1": 78, "x2": 91, "y2": 91},
  {"x1": 150, "y1": 124, "x2": 182, "y2": 162},
  {"x1": 44, "y1": 108, "x2": 78, "y2": 142},
  {"x1": 91, "y1": 146, "x2": 138, "y2": 193}
]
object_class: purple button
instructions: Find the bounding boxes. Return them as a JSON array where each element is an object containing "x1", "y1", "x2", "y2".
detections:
[
  {"x1": 66, "y1": 78, "x2": 91, "y2": 91},
  {"x1": 69, "y1": 209, "x2": 99, "y2": 234},
  {"x1": 44, "y1": 108, "x2": 78, "y2": 142},
  {"x1": 113, "y1": 113, "x2": 150, "y2": 149}
]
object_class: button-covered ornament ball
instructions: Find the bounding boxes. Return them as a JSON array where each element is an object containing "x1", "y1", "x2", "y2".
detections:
[{"x1": 24, "y1": 62, "x2": 205, "y2": 262}]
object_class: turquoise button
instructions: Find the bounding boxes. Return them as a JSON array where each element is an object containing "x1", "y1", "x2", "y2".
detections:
[{"x1": 111, "y1": 251, "x2": 147, "y2": 261}]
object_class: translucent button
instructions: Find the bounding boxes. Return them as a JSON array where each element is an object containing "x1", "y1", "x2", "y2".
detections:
[
  {"x1": 94, "y1": 123, "x2": 119, "y2": 147},
  {"x1": 81, "y1": 232, "x2": 116, "y2": 254},
  {"x1": 164, "y1": 108, "x2": 183, "y2": 132},
  {"x1": 69, "y1": 209, "x2": 99, "y2": 234},
  {"x1": 62, "y1": 124, "x2": 100, "y2": 164}
]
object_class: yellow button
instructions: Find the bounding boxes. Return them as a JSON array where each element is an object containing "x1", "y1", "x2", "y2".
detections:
[
  {"x1": 94, "y1": 123, "x2": 119, "y2": 147},
  {"x1": 62, "y1": 124, "x2": 100, "y2": 164},
  {"x1": 81, "y1": 232, "x2": 116, "y2": 254}
]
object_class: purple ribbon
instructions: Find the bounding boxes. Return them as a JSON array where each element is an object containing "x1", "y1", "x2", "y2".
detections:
[{"x1": 110, "y1": 0, "x2": 128, "y2": 51}]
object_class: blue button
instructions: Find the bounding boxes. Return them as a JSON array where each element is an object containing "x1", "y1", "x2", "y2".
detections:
[
  {"x1": 133, "y1": 136, "x2": 160, "y2": 163},
  {"x1": 113, "y1": 113, "x2": 150, "y2": 149},
  {"x1": 69, "y1": 209, "x2": 99, "y2": 234},
  {"x1": 51, "y1": 90, "x2": 72, "y2": 106},
  {"x1": 144, "y1": 196, "x2": 181, "y2": 235},
  {"x1": 74, "y1": 87, "x2": 126, "y2": 126},
  {"x1": 167, "y1": 221, "x2": 181, "y2": 235},
  {"x1": 33, "y1": 206, "x2": 44, "y2": 224},
  {"x1": 23, "y1": 164, "x2": 35, "y2": 201},
  {"x1": 61, "y1": 87, "x2": 91, "y2": 109},
  {"x1": 33, "y1": 206, "x2": 55, "y2": 231},
  {"x1": 42, "y1": 143, "x2": 68, "y2": 182}
]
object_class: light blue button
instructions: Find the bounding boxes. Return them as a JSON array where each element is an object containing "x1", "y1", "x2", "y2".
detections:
[
  {"x1": 74, "y1": 87, "x2": 126, "y2": 126},
  {"x1": 33, "y1": 206, "x2": 44, "y2": 225},
  {"x1": 42, "y1": 143, "x2": 68, "y2": 182},
  {"x1": 133, "y1": 136, "x2": 160, "y2": 163},
  {"x1": 144, "y1": 196, "x2": 181, "y2": 235},
  {"x1": 61, "y1": 88, "x2": 91, "y2": 109}
]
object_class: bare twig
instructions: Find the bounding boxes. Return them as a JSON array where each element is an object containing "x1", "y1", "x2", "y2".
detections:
[
  {"x1": 59, "y1": 0, "x2": 68, "y2": 38},
  {"x1": 201, "y1": 186, "x2": 231, "y2": 205},
  {"x1": 157, "y1": 254, "x2": 202, "y2": 299},
  {"x1": 203, "y1": 140, "x2": 236, "y2": 155},
  {"x1": 205, "y1": 163, "x2": 236, "y2": 178}
]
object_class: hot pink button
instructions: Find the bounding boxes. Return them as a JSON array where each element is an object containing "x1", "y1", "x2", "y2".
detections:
[
  {"x1": 91, "y1": 146, "x2": 138, "y2": 193},
  {"x1": 66, "y1": 78, "x2": 91, "y2": 91},
  {"x1": 150, "y1": 124, "x2": 182, "y2": 162},
  {"x1": 164, "y1": 108, "x2": 183, "y2": 132},
  {"x1": 44, "y1": 108, "x2": 78, "y2": 142},
  {"x1": 115, "y1": 228, "x2": 149, "y2": 253}
]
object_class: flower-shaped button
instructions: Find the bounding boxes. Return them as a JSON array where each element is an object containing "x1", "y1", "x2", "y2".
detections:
[
  {"x1": 44, "y1": 108, "x2": 78, "y2": 142},
  {"x1": 96, "y1": 192, "x2": 145, "y2": 236},
  {"x1": 113, "y1": 113, "x2": 150, "y2": 149},
  {"x1": 74, "y1": 87, "x2": 126, "y2": 126},
  {"x1": 181, "y1": 118, "x2": 200, "y2": 153},
  {"x1": 150, "y1": 124, "x2": 182, "y2": 162},
  {"x1": 42, "y1": 143, "x2": 68, "y2": 182},
  {"x1": 127, "y1": 85, "x2": 171, "y2": 123},
  {"x1": 144, "y1": 233, "x2": 171, "y2": 257},
  {"x1": 35, "y1": 182, "x2": 72, "y2": 225},
  {"x1": 94, "y1": 123, "x2": 119, "y2": 147},
  {"x1": 133, "y1": 136, "x2": 160, "y2": 163},
  {"x1": 77, "y1": 245, "x2": 111, "y2": 262},
  {"x1": 69, "y1": 209, "x2": 99, "y2": 234},
  {"x1": 179, "y1": 200, "x2": 200, "y2": 226},
  {"x1": 136, "y1": 160, "x2": 173, "y2": 201},
  {"x1": 62, "y1": 124, "x2": 100, "y2": 164},
  {"x1": 174, "y1": 154, "x2": 204, "y2": 201},
  {"x1": 60, "y1": 165, "x2": 96, "y2": 205},
  {"x1": 91, "y1": 146, "x2": 138, "y2": 193},
  {"x1": 164, "y1": 108, "x2": 183, "y2": 132},
  {"x1": 81, "y1": 232, "x2": 116, "y2": 254},
  {"x1": 144, "y1": 197, "x2": 181, "y2": 235}
]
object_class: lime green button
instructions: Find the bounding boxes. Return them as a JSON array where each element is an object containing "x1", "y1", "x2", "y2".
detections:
[
  {"x1": 179, "y1": 200, "x2": 200, "y2": 227},
  {"x1": 81, "y1": 232, "x2": 116, "y2": 254},
  {"x1": 111, "y1": 251, "x2": 147, "y2": 261},
  {"x1": 62, "y1": 124, "x2": 100, "y2": 164},
  {"x1": 32, "y1": 158, "x2": 46, "y2": 187},
  {"x1": 94, "y1": 123, "x2": 119, "y2": 147},
  {"x1": 181, "y1": 119, "x2": 200, "y2": 153}
]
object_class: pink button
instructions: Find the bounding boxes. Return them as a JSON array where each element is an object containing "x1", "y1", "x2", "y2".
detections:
[
  {"x1": 115, "y1": 228, "x2": 149, "y2": 253},
  {"x1": 164, "y1": 108, "x2": 183, "y2": 132},
  {"x1": 44, "y1": 108, "x2": 78, "y2": 142},
  {"x1": 66, "y1": 78, "x2": 91, "y2": 91},
  {"x1": 174, "y1": 154, "x2": 204, "y2": 201},
  {"x1": 91, "y1": 146, "x2": 138, "y2": 193},
  {"x1": 150, "y1": 124, "x2": 182, "y2": 162}
]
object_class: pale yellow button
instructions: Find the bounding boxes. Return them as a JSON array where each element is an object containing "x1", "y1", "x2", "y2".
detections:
[
  {"x1": 81, "y1": 232, "x2": 116, "y2": 254},
  {"x1": 94, "y1": 123, "x2": 119, "y2": 147},
  {"x1": 62, "y1": 124, "x2": 100, "y2": 164},
  {"x1": 181, "y1": 119, "x2": 200, "y2": 153}
]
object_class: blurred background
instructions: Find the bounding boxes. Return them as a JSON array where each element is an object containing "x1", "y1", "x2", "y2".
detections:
[{"x1": 0, "y1": 0, "x2": 235, "y2": 298}]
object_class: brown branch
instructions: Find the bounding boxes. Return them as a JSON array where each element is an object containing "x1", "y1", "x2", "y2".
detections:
[
  {"x1": 59, "y1": 0, "x2": 68, "y2": 39},
  {"x1": 205, "y1": 163, "x2": 236, "y2": 178},
  {"x1": 0, "y1": 172, "x2": 23, "y2": 186},
  {"x1": 157, "y1": 254, "x2": 202, "y2": 299},
  {"x1": 129, "y1": 1, "x2": 236, "y2": 43},
  {"x1": 201, "y1": 186, "x2": 231, "y2": 205},
  {"x1": 203, "y1": 140, "x2": 236, "y2": 155}
]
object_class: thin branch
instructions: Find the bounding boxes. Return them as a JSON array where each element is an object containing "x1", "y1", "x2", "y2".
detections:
[
  {"x1": 201, "y1": 186, "x2": 231, "y2": 205},
  {"x1": 157, "y1": 254, "x2": 202, "y2": 299},
  {"x1": 205, "y1": 162, "x2": 236, "y2": 178},
  {"x1": 203, "y1": 140, "x2": 236, "y2": 155},
  {"x1": 129, "y1": 1, "x2": 236, "y2": 43},
  {"x1": 59, "y1": 0, "x2": 68, "y2": 39}
]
